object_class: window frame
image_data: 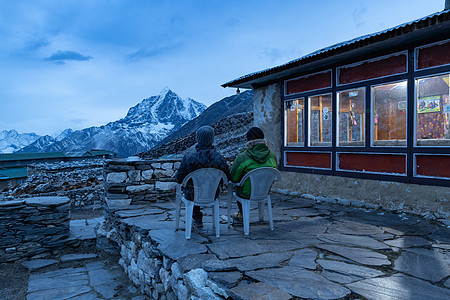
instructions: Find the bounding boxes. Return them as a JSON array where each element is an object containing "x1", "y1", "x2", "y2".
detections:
[
  {"x1": 336, "y1": 87, "x2": 366, "y2": 147},
  {"x1": 413, "y1": 71, "x2": 450, "y2": 147},
  {"x1": 370, "y1": 80, "x2": 408, "y2": 148}
]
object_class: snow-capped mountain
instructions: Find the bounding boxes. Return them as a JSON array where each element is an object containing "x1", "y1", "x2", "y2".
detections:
[
  {"x1": 54, "y1": 129, "x2": 73, "y2": 141},
  {"x1": 0, "y1": 130, "x2": 41, "y2": 153},
  {"x1": 17, "y1": 88, "x2": 206, "y2": 157}
]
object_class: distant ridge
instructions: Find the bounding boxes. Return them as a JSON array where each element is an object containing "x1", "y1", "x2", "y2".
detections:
[{"x1": 17, "y1": 88, "x2": 206, "y2": 157}]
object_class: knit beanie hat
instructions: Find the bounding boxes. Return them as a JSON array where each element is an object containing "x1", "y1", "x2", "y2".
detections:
[
  {"x1": 196, "y1": 126, "x2": 214, "y2": 146},
  {"x1": 246, "y1": 127, "x2": 264, "y2": 141}
]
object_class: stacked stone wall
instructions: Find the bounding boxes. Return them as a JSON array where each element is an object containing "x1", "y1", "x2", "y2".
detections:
[
  {"x1": 98, "y1": 207, "x2": 232, "y2": 299},
  {"x1": 104, "y1": 159, "x2": 181, "y2": 205},
  {"x1": 0, "y1": 196, "x2": 71, "y2": 262},
  {"x1": 10, "y1": 160, "x2": 104, "y2": 207}
]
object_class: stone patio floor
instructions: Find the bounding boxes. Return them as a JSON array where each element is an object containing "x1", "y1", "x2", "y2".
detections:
[
  {"x1": 22, "y1": 217, "x2": 150, "y2": 300},
  {"x1": 23, "y1": 192, "x2": 450, "y2": 300},
  {"x1": 113, "y1": 193, "x2": 450, "y2": 300}
]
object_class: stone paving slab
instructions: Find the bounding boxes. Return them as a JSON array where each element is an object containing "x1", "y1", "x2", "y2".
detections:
[
  {"x1": 207, "y1": 238, "x2": 268, "y2": 259},
  {"x1": 148, "y1": 229, "x2": 208, "y2": 260},
  {"x1": 115, "y1": 207, "x2": 166, "y2": 218},
  {"x1": 384, "y1": 236, "x2": 431, "y2": 248},
  {"x1": 70, "y1": 217, "x2": 104, "y2": 240},
  {"x1": 288, "y1": 248, "x2": 318, "y2": 269},
  {"x1": 317, "y1": 244, "x2": 391, "y2": 266},
  {"x1": 346, "y1": 273, "x2": 450, "y2": 300},
  {"x1": 394, "y1": 248, "x2": 450, "y2": 282},
  {"x1": 327, "y1": 220, "x2": 386, "y2": 238},
  {"x1": 280, "y1": 207, "x2": 323, "y2": 217},
  {"x1": 247, "y1": 266, "x2": 350, "y2": 299},
  {"x1": 318, "y1": 233, "x2": 391, "y2": 250},
  {"x1": 121, "y1": 214, "x2": 168, "y2": 230},
  {"x1": 22, "y1": 259, "x2": 58, "y2": 271},
  {"x1": 231, "y1": 281, "x2": 292, "y2": 300},
  {"x1": 318, "y1": 259, "x2": 384, "y2": 284},
  {"x1": 223, "y1": 252, "x2": 292, "y2": 272},
  {"x1": 27, "y1": 285, "x2": 92, "y2": 300},
  {"x1": 254, "y1": 239, "x2": 304, "y2": 252},
  {"x1": 60, "y1": 253, "x2": 99, "y2": 263},
  {"x1": 28, "y1": 269, "x2": 89, "y2": 292},
  {"x1": 25, "y1": 196, "x2": 70, "y2": 207},
  {"x1": 208, "y1": 271, "x2": 242, "y2": 289}
]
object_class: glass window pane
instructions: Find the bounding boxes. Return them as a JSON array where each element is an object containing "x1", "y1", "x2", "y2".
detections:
[
  {"x1": 416, "y1": 73, "x2": 450, "y2": 146},
  {"x1": 309, "y1": 94, "x2": 332, "y2": 146},
  {"x1": 338, "y1": 88, "x2": 365, "y2": 146},
  {"x1": 372, "y1": 81, "x2": 407, "y2": 146},
  {"x1": 285, "y1": 98, "x2": 304, "y2": 146}
]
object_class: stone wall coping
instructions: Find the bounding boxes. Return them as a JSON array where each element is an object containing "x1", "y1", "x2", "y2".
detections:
[
  {"x1": 0, "y1": 200, "x2": 26, "y2": 207},
  {"x1": 106, "y1": 159, "x2": 181, "y2": 166},
  {"x1": 24, "y1": 196, "x2": 70, "y2": 207}
]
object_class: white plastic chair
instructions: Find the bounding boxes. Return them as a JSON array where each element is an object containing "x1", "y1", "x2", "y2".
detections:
[
  {"x1": 228, "y1": 167, "x2": 281, "y2": 235},
  {"x1": 175, "y1": 168, "x2": 228, "y2": 239}
]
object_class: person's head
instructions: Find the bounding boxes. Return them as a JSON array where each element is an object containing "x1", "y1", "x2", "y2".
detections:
[
  {"x1": 246, "y1": 127, "x2": 264, "y2": 141},
  {"x1": 196, "y1": 126, "x2": 214, "y2": 146}
]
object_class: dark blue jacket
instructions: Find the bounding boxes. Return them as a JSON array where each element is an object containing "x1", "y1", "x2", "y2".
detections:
[{"x1": 175, "y1": 145, "x2": 231, "y2": 200}]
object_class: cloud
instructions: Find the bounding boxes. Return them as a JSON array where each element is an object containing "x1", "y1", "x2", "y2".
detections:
[
  {"x1": 45, "y1": 50, "x2": 93, "y2": 63},
  {"x1": 24, "y1": 38, "x2": 51, "y2": 52},
  {"x1": 70, "y1": 118, "x2": 87, "y2": 124},
  {"x1": 125, "y1": 42, "x2": 183, "y2": 62},
  {"x1": 225, "y1": 18, "x2": 239, "y2": 27},
  {"x1": 352, "y1": 5, "x2": 367, "y2": 28}
]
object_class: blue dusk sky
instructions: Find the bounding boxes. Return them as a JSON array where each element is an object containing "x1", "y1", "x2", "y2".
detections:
[{"x1": 0, "y1": 0, "x2": 446, "y2": 135}]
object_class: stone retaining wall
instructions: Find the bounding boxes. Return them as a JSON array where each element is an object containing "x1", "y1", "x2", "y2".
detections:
[
  {"x1": 104, "y1": 159, "x2": 181, "y2": 205},
  {"x1": 0, "y1": 196, "x2": 71, "y2": 262},
  {"x1": 97, "y1": 205, "x2": 233, "y2": 300}
]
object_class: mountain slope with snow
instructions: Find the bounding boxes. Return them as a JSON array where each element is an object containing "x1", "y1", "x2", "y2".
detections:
[
  {"x1": 17, "y1": 88, "x2": 206, "y2": 157},
  {"x1": 0, "y1": 130, "x2": 41, "y2": 153}
]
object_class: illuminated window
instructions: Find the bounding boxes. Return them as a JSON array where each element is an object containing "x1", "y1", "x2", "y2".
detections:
[
  {"x1": 285, "y1": 98, "x2": 304, "y2": 146},
  {"x1": 372, "y1": 81, "x2": 407, "y2": 146},
  {"x1": 337, "y1": 88, "x2": 365, "y2": 146},
  {"x1": 309, "y1": 94, "x2": 332, "y2": 146},
  {"x1": 416, "y1": 73, "x2": 450, "y2": 146}
]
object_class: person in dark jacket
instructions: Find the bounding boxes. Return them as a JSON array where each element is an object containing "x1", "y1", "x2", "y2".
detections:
[
  {"x1": 230, "y1": 127, "x2": 278, "y2": 223},
  {"x1": 175, "y1": 126, "x2": 231, "y2": 228}
]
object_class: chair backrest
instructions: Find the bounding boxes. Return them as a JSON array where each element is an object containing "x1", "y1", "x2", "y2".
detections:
[
  {"x1": 238, "y1": 167, "x2": 281, "y2": 201},
  {"x1": 181, "y1": 168, "x2": 228, "y2": 204}
]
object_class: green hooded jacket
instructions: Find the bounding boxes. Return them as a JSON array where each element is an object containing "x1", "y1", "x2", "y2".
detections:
[{"x1": 230, "y1": 142, "x2": 278, "y2": 198}]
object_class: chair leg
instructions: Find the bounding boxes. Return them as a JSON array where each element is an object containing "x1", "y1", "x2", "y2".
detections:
[
  {"x1": 258, "y1": 202, "x2": 264, "y2": 222},
  {"x1": 242, "y1": 200, "x2": 251, "y2": 235},
  {"x1": 227, "y1": 185, "x2": 233, "y2": 228},
  {"x1": 267, "y1": 196, "x2": 274, "y2": 231},
  {"x1": 175, "y1": 199, "x2": 181, "y2": 230},
  {"x1": 214, "y1": 201, "x2": 220, "y2": 238},
  {"x1": 185, "y1": 201, "x2": 194, "y2": 239}
]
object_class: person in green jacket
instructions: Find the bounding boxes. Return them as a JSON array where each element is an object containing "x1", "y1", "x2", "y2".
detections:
[{"x1": 230, "y1": 127, "x2": 278, "y2": 223}]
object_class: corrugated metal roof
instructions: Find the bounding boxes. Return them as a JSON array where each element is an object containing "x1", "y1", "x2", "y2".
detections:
[
  {"x1": 0, "y1": 167, "x2": 27, "y2": 179},
  {"x1": 86, "y1": 150, "x2": 116, "y2": 156},
  {"x1": 222, "y1": 9, "x2": 450, "y2": 88},
  {"x1": 0, "y1": 152, "x2": 66, "y2": 162}
]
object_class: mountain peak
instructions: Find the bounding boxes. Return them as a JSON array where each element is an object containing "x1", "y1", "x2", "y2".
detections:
[{"x1": 159, "y1": 86, "x2": 172, "y2": 98}]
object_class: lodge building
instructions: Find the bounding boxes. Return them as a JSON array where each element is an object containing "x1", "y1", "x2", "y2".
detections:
[{"x1": 223, "y1": 9, "x2": 450, "y2": 217}]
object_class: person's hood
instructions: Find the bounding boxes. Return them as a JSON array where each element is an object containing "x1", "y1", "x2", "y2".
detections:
[{"x1": 246, "y1": 141, "x2": 271, "y2": 163}]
